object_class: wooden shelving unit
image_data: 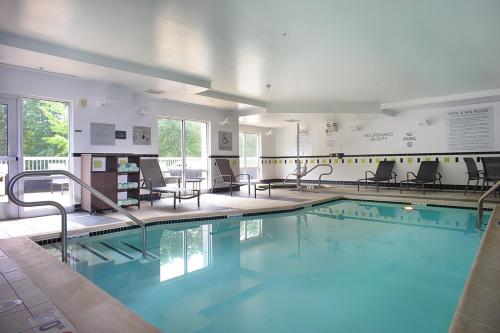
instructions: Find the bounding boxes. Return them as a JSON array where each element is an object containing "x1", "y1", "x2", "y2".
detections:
[{"x1": 81, "y1": 153, "x2": 141, "y2": 214}]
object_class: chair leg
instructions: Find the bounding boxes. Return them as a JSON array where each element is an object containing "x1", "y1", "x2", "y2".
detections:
[
  {"x1": 422, "y1": 183, "x2": 425, "y2": 195},
  {"x1": 400, "y1": 182, "x2": 403, "y2": 194},
  {"x1": 268, "y1": 184, "x2": 271, "y2": 197},
  {"x1": 50, "y1": 181, "x2": 54, "y2": 194},
  {"x1": 173, "y1": 192, "x2": 177, "y2": 210},
  {"x1": 473, "y1": 179, "x2": 480, "y2": 193},
  {"x1": 357, "y1": 180, "x2": 360, "y2": 192},
  {"x1": 197, "y1": 190, "x2": 200, "y2": 207},
  {"x1": 481, "y1": 179, "x2": 486, "y2": 193},
  {"x1": 376, "y1": 182, "x2": 379, "y2": 192},
  {"x1": 230, "y1": 181, "x2": 233, "y2": 196},
  {"x1": 248, "y1": 183, "x2": 251, "y2": 196},
  {"x1": 464, "y1": 179, "x2": 470, "y2": 195}
]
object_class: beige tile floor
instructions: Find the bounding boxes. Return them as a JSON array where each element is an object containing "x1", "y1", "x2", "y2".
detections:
[{"x1": 1, "y1": 185, "x2": 498, "y2": 241}]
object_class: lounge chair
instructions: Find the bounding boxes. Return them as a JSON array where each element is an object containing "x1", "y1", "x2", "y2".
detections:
[
  {"x1": 463, "y1": 157, "x2": 484, "y2": 194},
  {"x1": 481, "y1": 157, "x2": 500, "y2": 196},
  {"x1": 400, "y1": 160, "x2": 442, "y2": 194},
  {"x1": 357, "y1": 160, "x2": 397, "y2": 192},
  {"x1": 212, "y1": 158, "x2": 270, "y2": 198},
  {"x1": 140, "y1": 159, "x2": 200, "y2": 209}
]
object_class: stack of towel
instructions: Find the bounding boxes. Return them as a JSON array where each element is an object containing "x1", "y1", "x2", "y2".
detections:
[
  {"x1": 117, "y1": 198, "x2": 139, "y2": 206},
  {"x1": 117, "y1": 182, "x2": 139, "y2": 190},
  {"x1": 118, "y1": 163, "x2": 139, "y2": 173}
]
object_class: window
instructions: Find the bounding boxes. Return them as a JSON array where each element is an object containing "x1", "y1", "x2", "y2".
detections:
[
  {"x1": 157, "y1": 118, "x2": 209, "y2": 189},
  {"x1": 160, "y1": 225, "x2": 211, "y2": 282},
  {"x1": 239, "y1": 132, "x2": 260, "y2": 179},
  {"x1": 240, "y1": 219, "x2": 262, "y2": 241}
]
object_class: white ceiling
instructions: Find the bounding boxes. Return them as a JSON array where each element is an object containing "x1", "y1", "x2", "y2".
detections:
[{"x1": 0, "y1": 0, "x2": 499, "y2": 105}]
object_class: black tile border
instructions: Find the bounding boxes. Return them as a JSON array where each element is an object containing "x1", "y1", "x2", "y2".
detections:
[
  {"x1": 209, "y1": 155, "x2": 240, "y2": 158},
  {"x1": 261, "y1": 151, "x2": 500, "y2": 159},
  {"x1": 36, "y1": 196, "x2": 490, "y2": 245},
  {"x1": 72, "y1": 153, "x2": 159, "y2": 157}
]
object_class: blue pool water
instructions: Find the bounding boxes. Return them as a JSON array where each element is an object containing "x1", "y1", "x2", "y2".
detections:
[{"x1": 59, "y1": 200, "x2": 489, "y2": 333}]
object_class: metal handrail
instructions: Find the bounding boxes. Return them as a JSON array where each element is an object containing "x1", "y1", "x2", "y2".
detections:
[
  {"x1": 7, "y1": 170, "x2": 147, "y2": 262},
  {"x1": 302, "y1": 164, "x2": 334, "y2": 187},
  {"x1": 477, "y1": 180, "x2": 500, "y2": 229}
]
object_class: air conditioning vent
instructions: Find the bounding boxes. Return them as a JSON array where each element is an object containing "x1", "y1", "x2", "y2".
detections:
[{"x1": 145, "y1": 89, "x2": 166, "y2": 95}]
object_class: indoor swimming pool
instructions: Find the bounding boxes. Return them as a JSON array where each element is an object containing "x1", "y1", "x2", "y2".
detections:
[{"x1": 45, "y1": 200, "x2": 490, "y2": 333}]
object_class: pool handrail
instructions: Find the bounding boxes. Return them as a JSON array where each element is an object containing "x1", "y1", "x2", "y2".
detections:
[
  {"x1": 7, "y1": 170, "x2": 147, "y2": 263},
  {"x1": 477, "y1": 180, "x2": 500, "y2": 229}
]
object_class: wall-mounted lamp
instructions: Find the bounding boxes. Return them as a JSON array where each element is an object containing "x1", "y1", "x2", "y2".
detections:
[
  {"x1": 350, "y1": 125, "x2": 361, "y2": 132},
  {"x1": 137, "y1": 107, "x2": 150, "y2": 116},
  {"x1": 99, "y1": 94, "x2": 117, "y2": 108},
  {"x1": 417, "y1": 120, "x2": 430, "y2": 127},
  {"x1": 265, "y1": 129, "x2": 274, "y2": 136},
  {"x1": 221, "y1": 116, "x2": 231, "y2": 126}
]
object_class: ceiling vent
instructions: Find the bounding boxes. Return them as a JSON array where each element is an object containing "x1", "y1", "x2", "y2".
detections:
[{"x1": 145, "y1": 89, "x2": 166, "y2": 95}]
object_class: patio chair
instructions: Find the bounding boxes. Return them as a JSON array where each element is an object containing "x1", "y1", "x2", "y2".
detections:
[
  {"x1": 48, "y1": 162, "x2": 69, "y2": 195},
  {"x1": 400, "y1": 160, "x2": 442, "y2": 194},
  {"x1": 357, "y1": 160, "x2": 397, "y2": 192},
  {"x1": 212, "y1": 158, "x2": 271, "y2": 198},
  {"x1": 140, "y1": 159, "x2": 200, "y2": 209},
  {"x1": 463, "y1": 157, "x2": 484, "y2": 195},
  {"x1": 481, "y1": 157, "x2": 500, "y2": 196}
]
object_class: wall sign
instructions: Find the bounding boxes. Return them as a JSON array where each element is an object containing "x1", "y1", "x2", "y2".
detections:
[
  {"x1": 133, "y1": 126, "x2": 151, "y2": 145},
  {"x1": 90, "y1": 122, "x2": 115, "y2": 145},
  {"x1": 448, "y1": 107, "x2": 494, "y2": 151},
  {"x1": 115, "y1": 130, "x2": 127, "y2": 139},
  {"x1": 364, "y1": 132, "x2": 394, "y2": 143},
  {"x1": 401, "y1": 130, "x2": 417, "y2": 148},
  {"x1": 218, "y1": 131, "x2": 233, "y2": 151}
]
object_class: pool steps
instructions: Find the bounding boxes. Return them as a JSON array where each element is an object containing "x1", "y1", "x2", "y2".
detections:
[{"x1": 42, "y1": 239, "x2": 158, "y2": 269}]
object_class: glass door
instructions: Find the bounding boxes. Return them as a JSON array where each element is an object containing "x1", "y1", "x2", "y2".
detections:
[
  {"x1": 20, "y1": 98, "x2": 71, "y2": 218},
  {"x1": 158, "y1": 118, "x2": 209, "y2": 189},
  {"x1": 184, "y1": 120, "x2": 208, "y2": 189},
  {"x1": 0, "y1": 97, "x2": 19, "y2": 219},
  {"x1": 239, "y1": 132, "x2": 260, "y2": 180}
]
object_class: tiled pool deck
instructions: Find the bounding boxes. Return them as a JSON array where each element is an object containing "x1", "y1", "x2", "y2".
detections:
[{"x1": 0, "y1": 186, "x2": 499, "y2": 333}]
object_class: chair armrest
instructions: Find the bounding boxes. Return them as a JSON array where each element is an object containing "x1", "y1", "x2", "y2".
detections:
[
  {"x1": 365, "y1": 171, "x2": 375, "y2": 179},
  {"x1": 164, "y1": 176, "x2": 181, "y2": 187},
  {"x1": 391, "y1": 171, "x2": 397, "y2": 178},
  {"x1": 436, "y1": 172, "x2": 442, "y2": 180},
  {"x1": 406, "y1": 172, "x2": 416, "y2": 180},
  {"x1": 140, "y1": 178, "x2": 152, "y2": 190},
  {"x1": 235, "y1": 173, "x2": 251, "y2": 182}
]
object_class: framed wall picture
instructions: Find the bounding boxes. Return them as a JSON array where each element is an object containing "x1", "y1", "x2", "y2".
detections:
[
  {"x1": 92, "y1": 157, "x2": 106, "y2": 171},
  {"x1": 133, "y1": 126, "x2": 151, "y2": 145},
  {"x1": 218, "y1": 131, "x2": 233, "y2": 151},
  {"x1": 90, "y1": 122, "x2": 116, "y2": 145}
]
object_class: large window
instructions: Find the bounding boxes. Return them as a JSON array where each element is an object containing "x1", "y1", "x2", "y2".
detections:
[
  {"x1": 239, "y1": 132, "x2": 260, "y2": 179},
  {"x1": 160, "y1": 225, "x2": 211, "y2": 282},
  {"x1": 158, "y1": 118, "x2": 208, "y2": 189},
  {"x1": 240, "y1": 219, "x2": 262, "y2": 241}
]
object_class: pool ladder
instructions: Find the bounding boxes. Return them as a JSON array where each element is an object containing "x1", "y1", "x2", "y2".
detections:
[
  {"x1": 7, "y1": 170, "x2": 147, "y2": 263},
  {"x1": 477, "y1": 180, "x2": 500, "y2": 229}
]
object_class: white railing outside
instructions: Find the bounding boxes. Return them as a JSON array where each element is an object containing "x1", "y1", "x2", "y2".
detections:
[
  {"x1": 158, "y1": 157, "x2": 206, "y2": 170},
  {"x1": 23, "y1": 157, "x2": 69, "y2": 171}
]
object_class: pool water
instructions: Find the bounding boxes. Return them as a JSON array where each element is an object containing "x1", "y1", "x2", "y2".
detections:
[{"x1": 58, "y1": 200, "x2": 489, "y2": 333}]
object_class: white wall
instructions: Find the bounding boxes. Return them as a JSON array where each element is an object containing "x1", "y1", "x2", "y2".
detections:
[
  {"x1": 0, "y1": 65, "x2": 240, "y2": 202},
  {"x1": 272, "y1": 104, "x2": 500, "y2": 186}
]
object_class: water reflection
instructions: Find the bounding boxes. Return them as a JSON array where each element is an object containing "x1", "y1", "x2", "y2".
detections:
[{"x1": 159, "y1": 225, "x2": 211, "y2": 282}]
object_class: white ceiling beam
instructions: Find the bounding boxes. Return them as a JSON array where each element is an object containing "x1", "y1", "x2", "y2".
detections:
[
  {"x1": 266, "y1": 101, "x2": 381, "y2": 114},
  {"x1": 0, "y1": 30, "x2": 211, "y2": 89},
  {"x1": 196, "y1": 90, "x2": 267, "y2": 108},
  {"x1": 381, "y1": 89, "x2": 500, "y2": 111}
]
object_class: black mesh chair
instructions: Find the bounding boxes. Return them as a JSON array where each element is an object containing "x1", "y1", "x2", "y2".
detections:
[
  {"x1": 400, "y1": 161, "x2": 442, "y2": 194},
  {"x1": 357, "y1": 160, "x2": 397, "y2": 192},
  {"x1": 212, "y1": 158, "x2": 270, "y2": 198},
  {"x1": 463, "y1": 157, "x2": 483, "y2": 194},
  {"x1": 481, "y1": 157, "x2": 500, "y2": 196},
  {"x1": 140, "y1": 159, "x2": 200, "y2": 209}
]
